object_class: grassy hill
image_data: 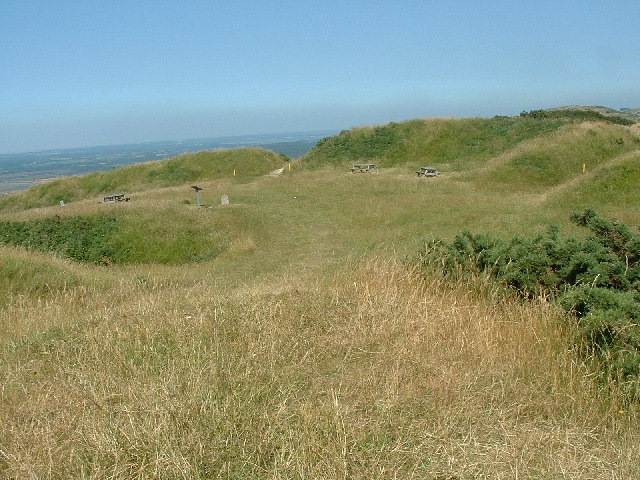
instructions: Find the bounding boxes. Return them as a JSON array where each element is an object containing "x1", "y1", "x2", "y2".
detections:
[
  {"x1": 0, "y1": 147, "x2": 287, "y2": 212},
  {"x1": 1, "y1": 111, "x2": 640, "y2": 478},
  {"x1": 302, "y1": 116, "x2": 568, "y2": 170},
  {"x1": 549, "y1": 104, "x2": 640, "y2": 123}
]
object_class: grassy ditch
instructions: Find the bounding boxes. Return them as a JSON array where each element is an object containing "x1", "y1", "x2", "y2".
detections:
[{"x1": 0, "y1": 204, "x2": 235, "y2": 265}]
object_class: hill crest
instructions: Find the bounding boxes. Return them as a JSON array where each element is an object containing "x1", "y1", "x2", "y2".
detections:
[{"x1": 546, "y1": 104, "x2": 640, "y2": 122}]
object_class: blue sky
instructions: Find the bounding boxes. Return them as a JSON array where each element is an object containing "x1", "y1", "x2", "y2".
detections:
[{"x1": 1, "y1": 1, "x2": 639, "y2": 153}]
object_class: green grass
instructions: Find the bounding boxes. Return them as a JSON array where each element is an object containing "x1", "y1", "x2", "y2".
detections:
[
  {"x1": 0, "y1": 247, "x2": 83, "y2": 302},
  {"x1": 548, "y1": 151, "x2": 640, "y2": 215},
  {"x1": 476, "y1": 122, "x2": 640, "y2": 193}
]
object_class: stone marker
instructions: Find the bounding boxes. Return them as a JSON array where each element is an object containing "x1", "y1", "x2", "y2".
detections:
[{"x1": 221, "y1": 194, "x2": 229, "y2": 206}]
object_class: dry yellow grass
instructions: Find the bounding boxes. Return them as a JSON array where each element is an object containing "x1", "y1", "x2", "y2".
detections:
[{"x1": 1, "y1": 258, "x2": 637, "y2": 479}]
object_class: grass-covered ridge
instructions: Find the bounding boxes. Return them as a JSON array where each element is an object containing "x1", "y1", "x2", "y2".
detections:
[
  {"x1": 301, "y1": 112, "x2": 639, "y2": 183},
  {"x1": 0, "y1": 147, "x2": 287, "y2": 211},
  {"x1": 520, "y1": 107, "x2": 637, "y2": 125},
  {"x1": 468, "y1": 121, "x2": 640, "y2": 193},
  {"x1": 302, "y1": 116, "x2": 569, "y2": 170},
  {"x1": 547, "y1": 149, "x2": 640, "y2": 212}
]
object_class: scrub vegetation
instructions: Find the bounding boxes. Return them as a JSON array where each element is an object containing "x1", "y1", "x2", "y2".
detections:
[
  {"x1": 1, "y1": 109, "x2": 640, "y2": 478},
  {"x1": 421, "y1": 209, "x2": 640, "y2": 398}
]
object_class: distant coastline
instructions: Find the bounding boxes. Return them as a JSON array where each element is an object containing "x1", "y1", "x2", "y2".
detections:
[{"x1": 0, "y1": 130, "x2": 336, "y2": 195}]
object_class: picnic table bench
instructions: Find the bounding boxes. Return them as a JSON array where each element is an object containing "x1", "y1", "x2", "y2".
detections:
[
  {"x1": 102, "y1": 193, "x2": 130, "y2": 203},
  {"x1": 417, "y1": 167, "x2": 440, "y2": 177},
  {"x1": 351, "y1": 164, "x2": 377, "y2": 173}
]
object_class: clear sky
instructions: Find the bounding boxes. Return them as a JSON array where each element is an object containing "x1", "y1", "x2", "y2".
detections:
[{"x1": 1, "y1": 0, "x2": 639, "y2": 153}]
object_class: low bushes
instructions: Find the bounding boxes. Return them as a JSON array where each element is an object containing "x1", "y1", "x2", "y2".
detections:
[
  {"x1": 419, "y1": 209, "x2": 640, "y2": 398},
  {"x1": 0, "y1": 215, "x2": 119, "y2": 264}
]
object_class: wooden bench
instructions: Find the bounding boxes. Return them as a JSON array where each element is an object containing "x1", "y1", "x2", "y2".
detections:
[{"x1": 351, "y1": 164, "x2": 377, "y2": 173}]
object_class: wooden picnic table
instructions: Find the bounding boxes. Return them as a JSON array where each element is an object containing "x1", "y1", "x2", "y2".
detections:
[
  {"x1": 417, "y1": 167, "x2": 440, "y2": 177},
  {"x1": 351, "y1": 164, "x2": 377, "y2": 173}
]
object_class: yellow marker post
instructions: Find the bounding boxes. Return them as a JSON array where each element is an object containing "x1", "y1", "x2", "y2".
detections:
[
  {"x1": 233, "y1": 169, "x2": 236, "y2": 176},
  {"x1": 288, "y1": 163, "x2": 291, "y2": 171},
  {"x1": 582, "y1": 164, "x2": 587, "y2": 174}
]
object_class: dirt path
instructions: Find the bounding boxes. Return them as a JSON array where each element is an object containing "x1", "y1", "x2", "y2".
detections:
[{"x1": 266, "y1": 167, "x2": 285, "y2": 177}]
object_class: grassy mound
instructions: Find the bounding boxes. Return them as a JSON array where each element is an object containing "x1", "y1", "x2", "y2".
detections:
[
  {"x1": 547, "y1": 150, "x2": 640, "y2": 210},
  {"x1": 470, "y1": 121, "x2": 640, "y2": 193},
  {"x1": 301, "y1": 116, "x2": 568, "y2": 170},
  {"x1": 0, "y1": 148, "x2": 287, "y2": 211}
]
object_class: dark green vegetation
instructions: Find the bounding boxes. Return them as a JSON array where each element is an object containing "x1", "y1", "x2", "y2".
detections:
[
  {"x1": 1, "y1": 215, "x2": 119, "y2": 264},
  {"x1": 420, "y1": 209, "x2": 640, "y2": 398},
  {"x1": 0, "y1": 208, "x2": 235, "y2": 266}
]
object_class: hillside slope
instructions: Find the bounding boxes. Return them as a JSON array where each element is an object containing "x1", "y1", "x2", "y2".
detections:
[
  {"x1": 301, "y1": 112, "x2": 638, "y2": 177},
  {"x1": 467, "y1": 120, "x2": 639, "y2": 193},
  {"x1": 1, "y1": 113, "x2": 639, "y2": 265},
  {"x1": 549, "y1": 104, "x2": 640, "y2": 123},
  {"x1": 0, "y1": 147, "x2": 287, "y2": 212}
]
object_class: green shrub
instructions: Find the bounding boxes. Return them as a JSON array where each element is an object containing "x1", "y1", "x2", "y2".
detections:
[
  {"x1": 0, "y1": 215, "x2": 119, "y2": 264},
  {"x1": 419, "y1": 209, "x2": 640, "y2": 398}
]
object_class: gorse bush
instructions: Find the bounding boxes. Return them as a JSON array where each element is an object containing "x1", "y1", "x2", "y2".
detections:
[
  {"x1": 0, "y1": 215, "x2": 119, "y2": 264},
  {"x1": 420, "y1": 209, "x2": 640, "y2": 397}
]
